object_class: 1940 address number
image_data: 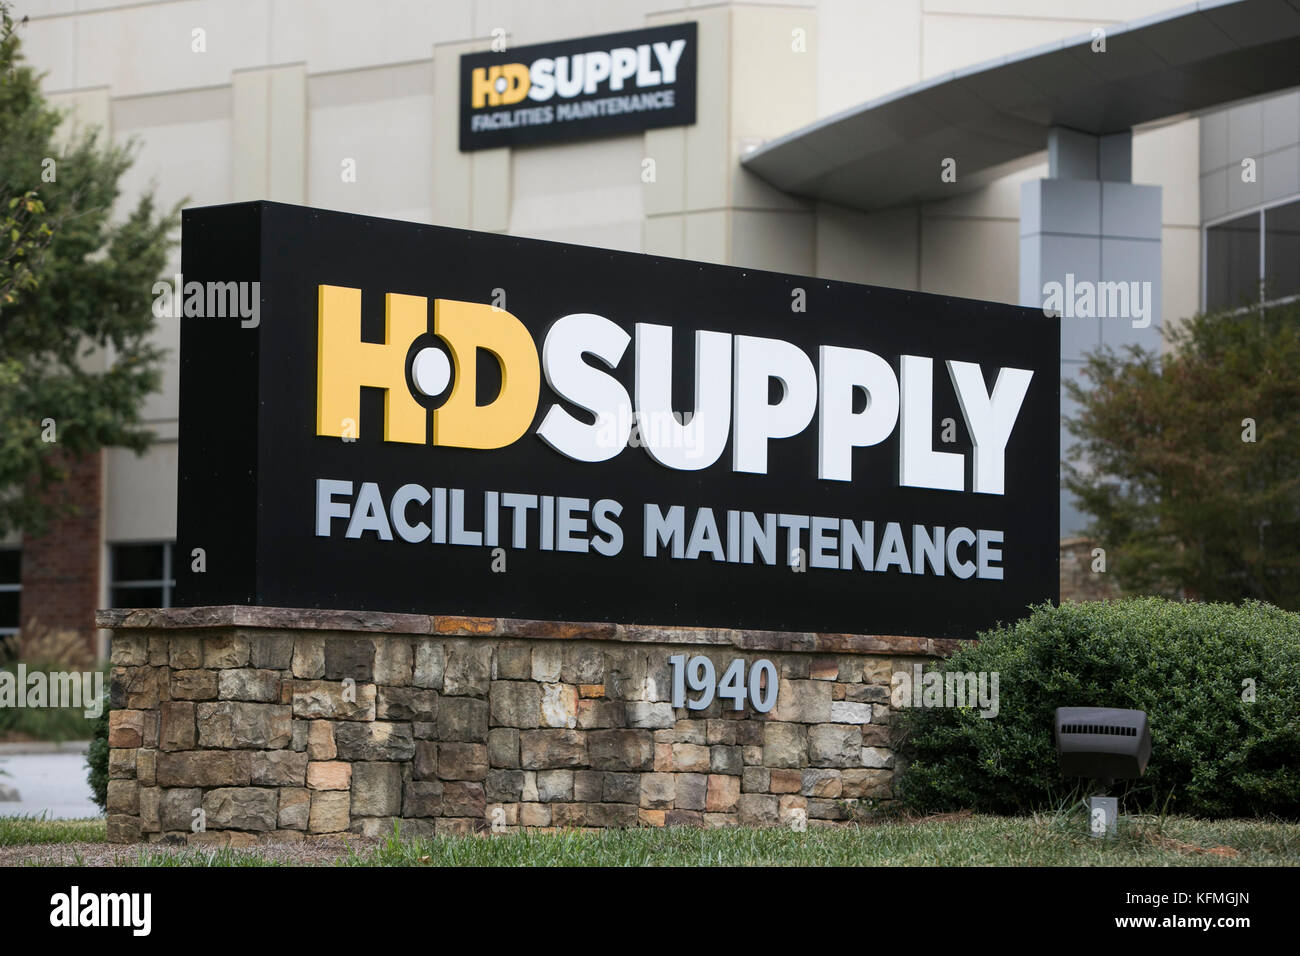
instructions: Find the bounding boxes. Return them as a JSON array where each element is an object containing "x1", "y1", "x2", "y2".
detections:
[{"x1": 668, "y1": 654, "x2": 778, "y2": 713}]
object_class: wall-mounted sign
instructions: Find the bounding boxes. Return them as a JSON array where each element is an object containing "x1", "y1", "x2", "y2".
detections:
[
  {"x1": 176, "y1": 202, "x2": 1059, "y2": 638},
  {"x1": 459, "y1": 22, "x2": 697, "y2": 151}
]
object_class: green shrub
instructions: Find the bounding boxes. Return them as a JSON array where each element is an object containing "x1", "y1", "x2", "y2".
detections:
[
  {"x1": 86, "y1": 704, "x2": 109, "y2": 813},
  {"x1": 0, "y1": 662, "x2": 104, "y2": 743},
  {"x1": 897, "y1": 598, "x2": 1300, "y2": 818}
]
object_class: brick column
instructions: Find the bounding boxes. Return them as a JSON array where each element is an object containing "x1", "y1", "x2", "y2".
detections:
[{"x1": 20, "y1": 450, "x2": 104, "y2": 667}]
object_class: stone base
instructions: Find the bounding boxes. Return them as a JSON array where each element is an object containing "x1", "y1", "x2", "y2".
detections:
[{"x1": 96, "y1": 607, "x2": 958, "y2": 843}]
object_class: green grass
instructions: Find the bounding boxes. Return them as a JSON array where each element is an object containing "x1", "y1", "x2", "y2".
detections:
[
  {"x1": 3, "y1": 811, "x2": 1298, "y2": 865},
  {"x1": 342, "y1": 814, "x2": 1299, "y2": 867},
  {"x1": 0, "y1": 814, "x2": 106, "y2": 846}
]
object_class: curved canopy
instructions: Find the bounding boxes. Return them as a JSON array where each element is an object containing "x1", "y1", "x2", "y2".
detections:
[{"x1": 742, "y1": 0, "x2": 1300, "y2": 211}]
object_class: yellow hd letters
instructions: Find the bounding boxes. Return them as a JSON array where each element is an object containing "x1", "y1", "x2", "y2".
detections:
[{"x1": 316, "y1": 285, "x2": 540, "y2": 450}]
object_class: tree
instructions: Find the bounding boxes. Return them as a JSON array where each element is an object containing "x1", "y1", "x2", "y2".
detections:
[
  {"x1": 0, "y1": 1, "x2": 180, "y2": 537},
  {"x1": 1064, "y1": 302, "x2": 1300, "y2": 608},
  {"x1": 1, "y1": 190, "x2": 52, "y2": 306}
]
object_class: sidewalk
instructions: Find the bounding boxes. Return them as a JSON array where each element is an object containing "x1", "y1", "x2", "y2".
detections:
[{"x1": 0, "y1": 742, "x2": 101, "y2": 819}]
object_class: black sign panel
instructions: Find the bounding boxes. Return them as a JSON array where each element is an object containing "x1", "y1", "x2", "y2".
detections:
[
  {"x1": 459, "y1": 22, "x2": 697, "y2": 151},
  {"x1": 176, "y1": 201, "x2": 1059, "y2": 638}
]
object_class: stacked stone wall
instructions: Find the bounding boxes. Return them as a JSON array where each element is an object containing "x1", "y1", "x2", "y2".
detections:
[{"x1": 99, "y1": 608, "x2": 956, "y2": 844}]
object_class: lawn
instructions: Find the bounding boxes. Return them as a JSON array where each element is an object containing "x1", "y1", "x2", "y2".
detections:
[
  {"x1": 0, "y1": 815, "x2": 107, "y2": 846},
  {"x1": 2, "y1": 812, "x2": 1297, "y2": 866}
]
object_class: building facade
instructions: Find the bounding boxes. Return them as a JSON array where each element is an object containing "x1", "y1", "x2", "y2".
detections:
[{"x1": 3, "y1": 0, "x2": 1296, "y2": 661}]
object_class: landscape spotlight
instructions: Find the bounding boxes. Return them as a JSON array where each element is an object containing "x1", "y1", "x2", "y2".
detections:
[{"x1": 1055, "y1": 707, "x2": 1152, "y2": 837}]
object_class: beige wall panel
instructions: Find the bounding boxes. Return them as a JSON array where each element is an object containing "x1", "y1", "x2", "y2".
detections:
[
  {"x1": 731, "y1": 208, "x2": 814, "y2": 275},
  {"x1": 112, "y1": 85, "x2": 231, "y2": 313},
  {"x1": 232, "y1": 70, "x2": 271, "y2": 200},
  {"x1": 432, "y1": 39, "x2": 480, "y2": 228},
  {"x1": 733, "y1": 164, "x2": 810, "y2": 213},
  {"x1": 684, "y1": 208, "x2": 727, "y2": 264},
  {"x1": 920, "y1": 216, "x2": 1018, "y2": 304},
  {"x1": 643, "y1": 126, "x2": 688, "y2": 216},
  {"x1": 105, "y1": 443, "x2": 178, "y2": 543},
  {"x1": 104, "y1": 92, "x2": 224, "y2": 434},
  {"x1": 47, "y1": 86, "x2": 111, "y2": 383},
  {"x1": 113, "y1": 88, "x2": 233, "y2": 213},
  {"x1": 432, "y1": 39, "x2": 510, "y2": 232},
  {"x1": 10, "y1": 7, "x2": 80, "y2": 91},
  {"x1": 46, "y1": 87, "x2": 111, "y2": 148},
  {"x1": 22, "y1": 0, "x2": 466, "y2": 96},
  {"x1": 686, "y1": 0, "x2": 805, "y2": 6},
  {"x1": 302, "y1": 0, "x2": 473, "y2": 76},
  {"x1": 921, "y1": 1, "x2": 1176, "y2": 19},
  {"x1": 268, "y1": 65, "x2": 306, "y2": 202},
  {"x1": 643, "y1": 213, "x2": 685, "y2": 258},
  {"x1": 729, "y1": 5, "x2": 816, "y2": 212},
  {"x1": 471, "y1": 148, "x2": 511, "y2": 232},
  {"x1": 307, "y1": 63, "x2": 434, "y2": 221},
  {"x1": 11, "y1": 2, "x2": 77, "y2": 16},
  {"x1": 509, "y1": 135, "x2": 644, "y2": 250},
  {"x1": 922, "y1": 160, "x2": 1046, "y2": 221},
  {"x1": 817, "y1": 0, "x2": 921, "y2": 117},
  {"x1": 468, "y1": 0, "x2": 668, "y2": 46},
  {"x1": 1134, "y1": 118, "x2": 1199, "y2": 228},
  {"x1": 132, "y1": 312, "x2": 180, "y2": 432},
  {"x1": 816, "y1": 202, "x2": 919, "y2": 290},
  {"x1": 41, "y1": 0, "x2": 273, "y2": 96},
  {"x1": 522, "y1": 220, "x2": 644, "y2": 253},
  {"x1": 1162, "y1": 224, "x2": 1200, "y2": 333},
  {"x1": 648, "y1": 6, "x2": 730, "y2": 214},
  {"x1": 921, "y1": 15, "x2": 1104, "y2": 79},
  {"x1": 267, "y1": 0, "x2": 307, "y2": 65}
]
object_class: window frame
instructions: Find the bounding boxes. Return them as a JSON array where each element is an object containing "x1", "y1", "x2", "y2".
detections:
[
  {"x1": 1202, "y1": 194, "x2": 1300, "y2": 313},
  {"x1": 109, "y1": 540, "x2": 175, "y2": 609}
]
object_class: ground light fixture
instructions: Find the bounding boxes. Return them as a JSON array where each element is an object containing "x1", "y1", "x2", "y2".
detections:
[{"x1": 1054, "y1": 707, "x2": 1152, "y2": 838}]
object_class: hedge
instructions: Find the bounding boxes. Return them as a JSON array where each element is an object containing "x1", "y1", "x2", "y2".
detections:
[{"x1": 897, "y1": 598, "x2": 1300, "y2": 818}]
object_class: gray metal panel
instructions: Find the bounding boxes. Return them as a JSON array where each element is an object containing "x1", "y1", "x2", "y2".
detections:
[{"x1": 744, "y1": 0, "x2": 1300, "y2": 211}]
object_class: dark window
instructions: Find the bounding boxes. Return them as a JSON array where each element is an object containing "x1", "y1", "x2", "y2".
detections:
[
  {"x1": 109, "y1": 542, "x2": 174, "y2": 609},
  {"x1": 1206, "y1": 199, "x2": 1300, "y2": 311},
  {"x1": 1206, "y1": 212, "x2": 1261, "y2": 311},
  {"x1": 1265, "y1": 201, "x2": 1300, "y2": 301},
  {"x1": 112, "y1": 543, "x2": 166, "y2": 582},
  {"x1": 0, "y1": 548, "x2": 18, "y2": 637},
  {"x1": 111, "y1": 586, "x2": 166, "y2": 609},
  {"x1": 0, "y1": 549, "x2": 19, "y2": 583}
]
